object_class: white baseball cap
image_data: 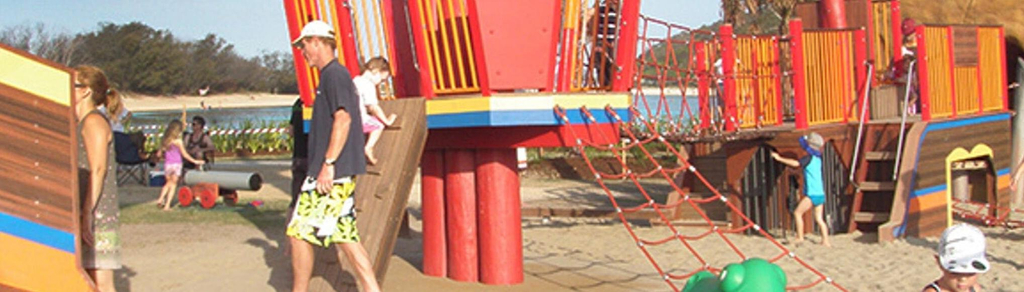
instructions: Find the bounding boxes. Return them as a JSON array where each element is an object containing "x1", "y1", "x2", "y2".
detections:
[
  {"x1": 292, "y1": 20, "x2": 335, "y2": 46},
  {"x1": 937, "y1": 223, "x2": 990, "y2": 274}
]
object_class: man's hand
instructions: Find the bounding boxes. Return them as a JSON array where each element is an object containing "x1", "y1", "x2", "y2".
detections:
[{"x1": 317, "y1": 164, "x2": 334, "y2": 194}]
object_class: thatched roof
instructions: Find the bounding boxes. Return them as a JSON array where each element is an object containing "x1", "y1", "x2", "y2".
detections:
[{"x1": 901, "y1": 0, "x2": 1024, "y2": 46}]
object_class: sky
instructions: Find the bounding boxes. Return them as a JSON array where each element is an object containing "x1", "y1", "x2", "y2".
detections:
[{"x1": 0, "y1": 0, "x2": 722, "y2": 58}]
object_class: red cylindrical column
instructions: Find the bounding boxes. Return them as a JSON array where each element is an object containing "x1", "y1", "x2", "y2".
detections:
[
  {"x1": 444, "y1": 149, "x2": 478, "y2": 282},
  {"x1": 475, "y1": 149, "x2": 523, "y2": 285},
  {"x1": 421, "y1": 149, "x2": 446, "y2": 277},
  {"x1": 820, "y1": 0, "x2": 847, "y2": 29},
  {"x1": 789, "y1": 19, "x2": 809, "y2": 129},
  {"x1": 719, "y1": 24, "x2": 738, "y2": 131}
]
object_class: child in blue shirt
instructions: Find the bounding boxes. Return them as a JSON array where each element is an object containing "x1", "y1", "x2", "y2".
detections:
[{"x1": 771, "y1": 132, "x2": 831, "y2": 247}]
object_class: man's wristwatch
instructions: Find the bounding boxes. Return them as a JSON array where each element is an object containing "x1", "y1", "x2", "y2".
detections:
[{"x1": 325, "y1": 158, "x2": 336, "y2": 166}]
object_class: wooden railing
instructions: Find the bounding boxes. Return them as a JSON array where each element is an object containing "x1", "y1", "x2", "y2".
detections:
[
  {"x1": 915, "y1": 24, "x2": 1007, "y2": 120},
  {"x1": 734, "y1": 35, "x2": 783, "y2": 128}
]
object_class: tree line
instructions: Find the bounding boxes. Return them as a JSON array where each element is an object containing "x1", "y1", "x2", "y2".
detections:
[{"x1": 1, "y1": 22, "x2": 297, "y2": 96}]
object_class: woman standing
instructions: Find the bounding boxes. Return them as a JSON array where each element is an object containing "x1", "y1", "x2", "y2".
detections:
[{"x1": 75, "y1": 65, "x2": 120, "y2": 292}]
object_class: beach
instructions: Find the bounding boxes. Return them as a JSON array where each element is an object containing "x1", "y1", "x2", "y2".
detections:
[{"x1": 123, "y1": 93, "x2": 298, "y2": 112}]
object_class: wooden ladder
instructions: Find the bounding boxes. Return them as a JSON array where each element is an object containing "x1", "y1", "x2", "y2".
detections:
[{"x1": 848, "y1": 126, "x2": 901, "y2": 233}]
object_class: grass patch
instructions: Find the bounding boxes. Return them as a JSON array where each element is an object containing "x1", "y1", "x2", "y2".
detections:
[{"x1": 120, "y1": 198, "x2": 290, "y2": 229}]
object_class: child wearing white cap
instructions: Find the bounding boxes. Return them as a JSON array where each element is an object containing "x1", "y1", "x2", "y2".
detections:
[
  {"x1": 923, "y1": 223, "x2": 989, "y2": 292},
  {"x1": 771, "y1": 132, "x2": 831, "y2": 247}
]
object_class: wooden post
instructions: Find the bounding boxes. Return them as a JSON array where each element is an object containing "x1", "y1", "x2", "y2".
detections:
[
  {"x1": 789, "y1": 19, "x2": 809, "y2": 129},
  {"x1": 465, "y1": 0, "x2": 491, "y2": 96},
  {"x1": 820, "y1": 0, "x2": 848, "y2": 29},
  {"x1": 444, "y1": 149, "x2": 477, "y2": 282},
  {"x1": 915, "y1": 25, "x2": 932, "y2": 121},
  {"x1": 420, "y1": 149, "x2": 446, "y2": 277},
  {"x1": 720, "y1": 24, "x2": 738, "y2": 131},
  {"x1": 475, "y1": 149, "x2": 523, "y2": 285},
  {"x1": 696, "y1": 42, "x2": 711, "y2": 129},
  {"x1": 406, "y1": 0, "x2": 437, "y2": 98},
  {"x1": 854, "y1": 28, "x2": 869, "y2": 121},
  {"x1": 612, "y1": 0, "x2": 641, "y2": 92},
  {"x1": 946, "y1": 26, "x2": 958, "y2": 118},
  {"x1": 334, "y1": 2, "x2": 362, "y2": 75}
]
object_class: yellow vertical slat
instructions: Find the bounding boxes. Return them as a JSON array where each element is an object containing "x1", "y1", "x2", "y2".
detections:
[
  {"x1": 446, "y1": 0, "x2": 469, "y2": 89},
  {"x1": 420, "y1": 0, "x2": 444, "y2": 91},
  {"x1": 456, "y1": 0, "x2": 479, "y2": 90}
]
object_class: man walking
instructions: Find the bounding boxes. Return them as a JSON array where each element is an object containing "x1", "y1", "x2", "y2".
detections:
[{"x1": 286, "y1": 20, "x2": 379, "y2": 292}]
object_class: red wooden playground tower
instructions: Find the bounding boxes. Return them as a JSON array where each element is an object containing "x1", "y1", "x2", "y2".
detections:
[{"x1": 283, "y1": 0, "x2": 640, "y2": 286}]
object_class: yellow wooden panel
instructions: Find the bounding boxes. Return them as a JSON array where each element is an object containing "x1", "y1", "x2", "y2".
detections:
[{"x1": 0, "y1": 48, "x2": 70, "y2": 106}]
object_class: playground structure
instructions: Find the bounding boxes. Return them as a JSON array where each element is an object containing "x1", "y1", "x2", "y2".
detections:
[{"x1": 282, "y1": 0, "x2": 1015, "y2": 291}]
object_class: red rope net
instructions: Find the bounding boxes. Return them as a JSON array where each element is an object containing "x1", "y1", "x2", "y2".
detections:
[
  {"x1": 546, "y1": 15, "x2": 847, "y2": 291},
  {"x1": 554, "y1": 105, "x2": 846, "y2": 291},
  {"x1": 952, "y1": 198, "x2": 1024, "y2": 228}
]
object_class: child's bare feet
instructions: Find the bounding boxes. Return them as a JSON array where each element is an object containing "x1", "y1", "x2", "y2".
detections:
[
  {"x1": 821, "y1": 240, "x2": 832, "y2": 248},
  {"x1": 365, "y1": 148, "x2": 378, "y2": 165},
  {"x1": 384, "y1": 114, "x2": 397, "y2": 127}
]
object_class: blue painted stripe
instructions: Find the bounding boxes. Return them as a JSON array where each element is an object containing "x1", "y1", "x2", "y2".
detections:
[
  {"x1": 923, "y1": 113, "x2": 1010, "y2": 133},
  {"x1": 427, "y1": 109, "x2": 630, "y2": 129},
  {"x1": 997, "y1": 167, "x2": 1010, "y2": 176},
  {"x1": 898, "y1": 113, "x2": 1010, "y2": 237},
  {"x1": 910, "y1": 185, "x2": 945, "y2": 199},
  {"x1": 0, "y1": 211, "x2": 75, "y2": 253}
]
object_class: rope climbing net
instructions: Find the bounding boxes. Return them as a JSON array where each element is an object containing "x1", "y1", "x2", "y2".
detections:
[
  {"x1": 554, "y1": 105, "x2": 846, "y2": 291},
  {"x1": 548, "y1": 16, "x2": 846, "y2": 291},
  {"x1": 952, "y1": 198, "x2": 1024, "y2": 228}
]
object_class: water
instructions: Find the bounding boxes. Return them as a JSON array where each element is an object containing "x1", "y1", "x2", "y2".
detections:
[
  {"x1": 633, "y1": 95, "x2": 702, "y2": 121},
  {"x1": 130, "y1": 95, "x2": 701, "y2": 132},
  {"x1": 131, "y1": 107, "x2": 291, "y2": 131}
]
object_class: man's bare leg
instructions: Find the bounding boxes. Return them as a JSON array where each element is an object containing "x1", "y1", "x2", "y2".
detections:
[
  {"x1": 291, "y1": 237, "x2": 315, "y2": 292},
  {"x1": 337, "y1": 242, "x2": 380, "y2": 292}
]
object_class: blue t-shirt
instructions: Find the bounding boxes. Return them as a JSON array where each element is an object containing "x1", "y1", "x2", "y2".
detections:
[
  {"x1": 307, "y1": 59, "x2": 366, "y2": 178},
  {"x1": 799, "y1": 155, "x2": 825, "y2": 197}
]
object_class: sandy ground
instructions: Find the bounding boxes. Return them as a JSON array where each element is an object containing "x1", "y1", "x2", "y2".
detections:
[{"x1": 112, "y1": 160, "x2": 1024, "y2": 292}]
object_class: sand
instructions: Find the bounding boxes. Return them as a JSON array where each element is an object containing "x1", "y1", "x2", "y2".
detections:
[
  {"x1": 113, "y1": 96, "x2": 1023, "y2": 291},
  {"x1": 113, "y1": 160, "x2": 1024, "y2": 292}
]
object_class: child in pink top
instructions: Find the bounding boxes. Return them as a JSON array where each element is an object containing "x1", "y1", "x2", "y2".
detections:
[{"x1": 156, "y1": 119, "x2": 204, "y2": 210}]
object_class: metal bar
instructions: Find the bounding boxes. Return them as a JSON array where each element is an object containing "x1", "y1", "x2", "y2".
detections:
[
  {"x1": 849, "y1": 62, "x2": 874, "y2": 184},
  {"x1": 894, "y1": 60, "x2": 917, "y2": 181}
]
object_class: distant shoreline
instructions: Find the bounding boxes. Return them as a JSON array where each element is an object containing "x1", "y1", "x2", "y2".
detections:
[{"x1": 125, "y1": 93, "x2": 297, "y2": 112}]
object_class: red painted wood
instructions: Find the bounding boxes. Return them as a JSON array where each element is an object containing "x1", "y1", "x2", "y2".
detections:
[
  {"x1": 820, "y1": 0, "x2": 847, "y2": 28},
  {"x1": 789, "y1": 19, "x2": 809, "y2": 129},
  {"x1": 420, "y1": 149, "x2": 446, "y2": 277},
  {"x1": 405, "y1": 0, "x2": 436, "y2": 98},
  {"x1": 444, "y1": 149, "x2": 478, "y2": 282},
  {"x1": 915, "y1": 25, "x2": 932, "y2": 121},
  {"x1": 854, "y1": 28, "x2": 868, "y2": 121},
  {"x1": 696, "y1": 42, "x2": 710, "y2": 129},
  {"x1": 475, "y1": 149, "x2": 523, "y2": 285},
  {"x1": 333, "y1": 2, "x2": 361, "y2": 75},
  {"x1": 282, "y1": 0, "x2": 313, "y2": 106},
  {"x1": 465, "y1": 0, "x2": 491, "y2": 96},
  {"x1": 611, "y1": 0, "x2": 640, "y2": 92},
  {"x1": 425, "y1": 123, "x2": 620, "y2": 149},
  {"x1": 719, "y1": 24, "x2": 737, "y2": 131}
]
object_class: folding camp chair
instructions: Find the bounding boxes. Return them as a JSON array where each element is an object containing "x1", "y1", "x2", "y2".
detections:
[{"x1": 114, "y1": 131, "x2": 150, "y2": 185}]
